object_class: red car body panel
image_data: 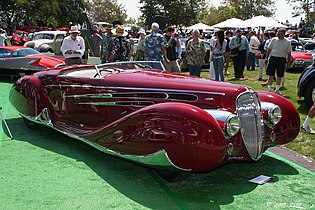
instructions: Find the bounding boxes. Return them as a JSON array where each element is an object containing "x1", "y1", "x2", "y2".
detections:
[
  {"x1": 19, "y1": 25, "x2": 49, "y2": 32},
  {"x1": 9, "y1": 64, "x2": 300, "y2": 174},
  {"x1": 0, "y1": 46, "x2": 65, "y2": 75},
  {"x1": 289, "y1": 51, "x2": 313, "y2": 69}
]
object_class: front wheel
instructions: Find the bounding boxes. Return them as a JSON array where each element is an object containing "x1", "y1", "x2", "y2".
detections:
[
  {"x1": 304, "y1": 80, "x2": 315, "y2": 108},
  {"x1": 156, "y1": 169, "x2": 191, "y2": 182},
  {"x1": 23, "y1": 117, "x2": 42, "y2": 130}
]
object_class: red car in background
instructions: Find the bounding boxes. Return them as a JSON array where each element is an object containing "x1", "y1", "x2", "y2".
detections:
[
  {"x1": 288, "y1": 40, "x2": 314, "y2": 70},
  {"x1": 0, "y1": 46, "x2": 65, "y2": 76},
  {"x1": 12, "y1": 30, "x2": 29, "y2": 45},
  {"x1": 19, "y1": 25, "x2": 49, "y2": 32}
]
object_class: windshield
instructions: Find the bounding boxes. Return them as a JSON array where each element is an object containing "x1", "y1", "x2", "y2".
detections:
[
  {"x1": 33, "y1": 33, "x2": 54, "y2": 40},
  {"x1": 15, "y1": 31, "x2": 28, "y2": 36},
  {"x1": 11, "y1": 48, "x2": 40, "y2": 57},
  {"x1": 97, "y1": 61, "x2": 165, "y2": 73},
  {"x1": 59, "y1": 61, "x2": 165, "y2": 78},
  {"x1": 0, "y1": 49, "x2": 12, "y2": 57}
]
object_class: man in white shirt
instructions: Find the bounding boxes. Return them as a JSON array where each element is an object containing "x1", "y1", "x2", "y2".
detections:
[
  {"x1": 261, "y1": 28, "x2": 292, "y2": 95},
  {"x1": 0, "y1": 29, "x2": 7, "y2": 46},
  {"x1": 247, "y1": 31, "x2": 260, "y2": 71},
  {"x1": 209, "y1": 30, "x2": 218, "y2": 80},
  {"x1": 61, "y1": 26, "x2": 85, "y2": 65}
]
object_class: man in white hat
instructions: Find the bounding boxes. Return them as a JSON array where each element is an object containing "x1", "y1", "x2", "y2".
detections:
[
  {"x1": 135, "y1": 29, "x2": 146, "y2": 61},
  {"x1": 61, "y1": 25, "x2": 85, "y2": 65},
  {"x1": 108, "y1": 25, "x2": 131, "y2": 62}
]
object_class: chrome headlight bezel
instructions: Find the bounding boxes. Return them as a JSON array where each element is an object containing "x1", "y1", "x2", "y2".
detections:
[
  {"x1": 225, "y1": 115, "x2": 240, "y2": 137},
  {"x1": 268, "y1": 105, "x2": 282, "y2": 125}
]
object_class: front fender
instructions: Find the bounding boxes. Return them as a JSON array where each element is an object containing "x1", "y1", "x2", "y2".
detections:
[
  {"x1": 256, "y1": 90, "x2": 300, "y2": 145},
  {"x1": 84, "y1": 102, "x2": 227, "y2": 172},
  {"x1": 10, "y1": 75, "x2": 48, "y2": 118},
  {"x1": 38, "y1": 44, "x2": 53, "y2": 53}
]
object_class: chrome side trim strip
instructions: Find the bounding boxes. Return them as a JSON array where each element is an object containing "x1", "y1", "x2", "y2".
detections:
[
  {"x1": 45, "y1": 84, "x2": 225, "y2": 96},
  {"x1": 78, "y1": 101, "x2": 155, "y2": 107},
  {"x1": 66, "y1": 93, "x2": 114, "y2": 99},
  {"x1": 66, "y1": 92, "x2": 199, "y2": 102}
]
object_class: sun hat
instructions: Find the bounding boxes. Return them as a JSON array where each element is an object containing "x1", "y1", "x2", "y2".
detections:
[
  {"x1": 111, "y1": 25, "x2": 128, "y2": 37},
  {"x1": 213, "y1": 28, "x2": 220, "y2": 33},
  {"x1": 138, "y1": 29, "x2": 146, "y2": 34},
  {"x1": 69, "y1": 25, "x2": 80, "y2": 33}
]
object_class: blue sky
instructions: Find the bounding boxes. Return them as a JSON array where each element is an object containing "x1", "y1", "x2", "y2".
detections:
[{"x1": 117, "y1": 0, "x2": 302, "y2": 25}]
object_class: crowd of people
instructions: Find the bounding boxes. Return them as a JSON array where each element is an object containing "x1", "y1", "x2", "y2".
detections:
[{"x1": 90, "y1": 22, "x2": 292, "y2": 88}]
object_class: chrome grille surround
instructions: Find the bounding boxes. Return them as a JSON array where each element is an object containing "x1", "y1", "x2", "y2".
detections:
[{"x1": 236, "y1": 90, "x2": 264, "y2": 161}]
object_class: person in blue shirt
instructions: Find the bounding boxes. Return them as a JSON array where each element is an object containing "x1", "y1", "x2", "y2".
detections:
[
  {"x1": 144, "y1": 22, "x2": 168, "y2": 69},
  {"x1": 229, "y1": 29, "x2": 249, "y2": 80},
  {"x1": 212, "y1": 30, "x2": 227, "y2": 81}
]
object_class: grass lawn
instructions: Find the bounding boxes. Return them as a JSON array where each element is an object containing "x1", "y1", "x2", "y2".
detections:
[{"x1": 193, "y1": 65, "x2": 315, "y2": 159}]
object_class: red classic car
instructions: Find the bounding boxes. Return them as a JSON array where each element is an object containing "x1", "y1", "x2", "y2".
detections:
[
  {"x1": 9, "y1": 61, "x2": 300, "y2": 182},
  {"x1": 289, "y1": 40, "x2": 314, "y2": 70},
  {"x1": 289, "y1": 50, "x2": 313, "y2": 69},
  {"x1": 12, "y1": 30, "x2": 29, "y2": 45},
  {"x1": 0, "y1": 46, "x2": 65, "y2": 76}
]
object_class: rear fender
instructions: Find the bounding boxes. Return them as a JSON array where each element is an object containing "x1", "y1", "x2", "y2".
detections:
[{"x1": 84, "y1": 102, "x2": 227, "y2": 172}]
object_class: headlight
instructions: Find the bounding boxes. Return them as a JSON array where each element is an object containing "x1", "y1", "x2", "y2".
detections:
[
  {"x1": 269, "y1": 105, "x2": 282, "y2": 125},
  {"x1": 225, "y1": 115, "x2": 240, "y2": 137}
]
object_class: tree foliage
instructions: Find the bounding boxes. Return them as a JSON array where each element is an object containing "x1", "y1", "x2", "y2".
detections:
[
  {"x1": 286, "y1": 0, "x2": 313, "y2": 24},
  {"x1": 0, "y1": 0, "x2": 127, "y2": 29},
  {"x1": 197, "y1": 4, "x2": 237, "y2": 26},
  {"x1": 222, "y1": 0, "x2": 275, "y2": 20},
  {"x1": 88, "y1": 0, "x2": 127, "y2": 24},
  {"x1": 139, "y1": 0, "x2": 207, "y2": 28}
]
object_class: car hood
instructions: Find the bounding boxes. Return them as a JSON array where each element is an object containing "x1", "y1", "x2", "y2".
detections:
[
  {"x1": 25, "y1": 39, "x2": 53, "y2": 46},
  {"x1": 102, "y1": 70, "x2": 248, "y2": 109},
  {"x1": 292, "y1": 51, "x2": 313, "y2": 59}
]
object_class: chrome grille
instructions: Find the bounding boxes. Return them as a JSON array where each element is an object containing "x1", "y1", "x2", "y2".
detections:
[{"x1": 236, "y1": 91, "x2": 264, "y2": 161}]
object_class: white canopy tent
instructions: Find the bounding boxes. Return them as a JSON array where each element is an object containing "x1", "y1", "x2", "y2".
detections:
[
  {"x1": 211, "y1": 18, "x2": 247, "y2": 28},
  {"x1": 244, "y1": 16, "x2": 288, "y2": 28},
  {"x1": 186, "y1": 22, "x2": 214, "y2": 30}
]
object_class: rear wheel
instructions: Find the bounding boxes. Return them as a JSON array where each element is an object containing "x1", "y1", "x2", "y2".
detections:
[
  {"x1": 156, "y1": 169, "x2": 191, "y2": 182},
  {"x1": 304, "y1": 80, "x2": 315, "y2": 108},
  {"x1": 23, "y1": 117, "x2": 42, "y2": 130}
]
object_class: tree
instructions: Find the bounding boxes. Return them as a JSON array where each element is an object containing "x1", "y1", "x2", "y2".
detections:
[
  {"x1": 197, "y1": 4, "x2": 237, "y2": 26},
  {"x1": 139, "y1": 0, "x2": 207, "y2": 28},
  {"x1": 0, "y1": 0, "x2": 29, "y2": 28},
  {"x1": 222, "y1": 0, "x2": 275, "y2": 20},
  {"x1": 88, "y1": 0, "x2": 127, "y2": 24},
  {"x1": 0, "y1": 0, "x2": 89, "y2": 29},
  {"x1": 286, "y1": 0, "x2": 313, "y2": 25}
]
